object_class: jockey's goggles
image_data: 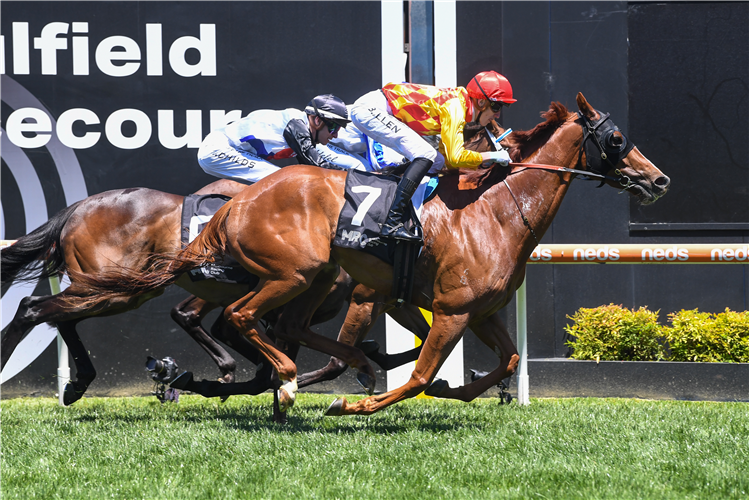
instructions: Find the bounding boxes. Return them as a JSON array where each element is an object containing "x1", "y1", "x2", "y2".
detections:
[
  {"x1": 472, "y1": 75, "x2": 510, "y2": 112},
  {"x1": 488, "y1": 100, "x2": 509, "y2": 113},
  {"x1": 322, "y1": 118, "x2": 341, "y2": 134}
]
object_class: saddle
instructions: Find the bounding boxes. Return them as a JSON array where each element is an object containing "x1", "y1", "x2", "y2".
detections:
[
  {"x1": 332, "y1": 170, "x2": 439, "y2": 304},
  {"x1": 180, "y1": 193, "x2": 259, "y2": 288}
]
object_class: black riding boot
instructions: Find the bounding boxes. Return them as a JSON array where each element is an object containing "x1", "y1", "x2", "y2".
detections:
[{"x1": 380, "y1": 157, "x2": 434, "y2": 242}]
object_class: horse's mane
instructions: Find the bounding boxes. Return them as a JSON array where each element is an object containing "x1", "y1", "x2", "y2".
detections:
[{"x1": 451, "y1": 101, "x2": 571, "y2": 186}]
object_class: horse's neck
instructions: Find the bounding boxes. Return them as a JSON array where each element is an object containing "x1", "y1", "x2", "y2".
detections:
[{"x1": 492, "y1": 120, "x2": 581, "y2": 251}]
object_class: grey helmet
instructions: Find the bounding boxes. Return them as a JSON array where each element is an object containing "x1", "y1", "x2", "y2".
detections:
[{"x1": 305, "y1": 94, "x2": 351, "y2": 129}]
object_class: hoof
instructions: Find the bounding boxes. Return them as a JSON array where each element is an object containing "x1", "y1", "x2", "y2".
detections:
[
  {"x1": 169, "y1": 371, "x2": 193, "y2": 390},
  {"x1": 424, "y1": 378, "x2": 448, "y2": 397},
  {"x1": 276, "y1": 378, "x2": 297, "y2": 413},
  {"x1": 360, "y1": 340, "x2": 381, "y2": 356},
  {"x1": 356, "y1": 372, "x2": 376, "y2": 396},
  {"x1": 276, "y1": 387, "x2": 295, "y2": 412},
  {"x1": 63, "y1": 382, "x2": 83, "y2": 406},
  {"x1": 325, "y1": 397, "x2": 347, "y2": 416}
]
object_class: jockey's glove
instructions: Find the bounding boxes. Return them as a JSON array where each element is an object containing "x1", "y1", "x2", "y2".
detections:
[{"x1": 485, "y1": 150, "x2": 511, "y2": 166}]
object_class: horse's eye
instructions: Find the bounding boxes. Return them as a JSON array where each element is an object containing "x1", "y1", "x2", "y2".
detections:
[{"x1": 610, "y1": 133, "x2": 623, "y2": 147}]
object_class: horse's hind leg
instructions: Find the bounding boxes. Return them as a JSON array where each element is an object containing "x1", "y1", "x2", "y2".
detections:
[
  {"x1": 297, "y1": 285, "x2": 386, "y2": 389},
  {"x1": 55, "y1": 319, "x2": 97, "y2": 405},
  {"x1": 425, "y1": 311, "x2": 519, "y2": 402},
  {"x1": 274, "y1": 264, "x2": 377, "y2": 395},
  {"x1": 223, "y1": 277, "x2": 318, "y2": 412},
  {"x1": 169, "y1": 314, "x2": 275, "y2": 399},
  {"x1": 1, "y1": 294, "x2": 86, "y2": 371},
  {"x1": 2, "y1": 293, "x2": 97, "y2": 405},
  {"x1": 170, "y1": 296, "x2": 237, "y2": 383}
]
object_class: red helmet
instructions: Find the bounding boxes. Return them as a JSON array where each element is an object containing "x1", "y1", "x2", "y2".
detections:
[{"x1": 466, "y1": 71, "x2": 517, "y2": 104}]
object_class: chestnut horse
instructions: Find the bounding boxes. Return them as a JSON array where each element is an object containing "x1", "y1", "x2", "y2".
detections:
[
  {"x1": 1, "y1": 180, "x2": 428, "y2": 404},
  {"x1": 67, "y1": 93, "x2": 670, "y2": 414}
]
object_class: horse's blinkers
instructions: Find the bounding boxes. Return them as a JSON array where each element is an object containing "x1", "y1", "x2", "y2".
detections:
[{"x1": 577, "y1": 110, "x2": 635, "y2": 187}]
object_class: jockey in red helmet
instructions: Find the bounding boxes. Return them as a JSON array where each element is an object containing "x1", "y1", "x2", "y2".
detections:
[{"x1": 350, "y1": 70, "x2": 516, "y2": 242}]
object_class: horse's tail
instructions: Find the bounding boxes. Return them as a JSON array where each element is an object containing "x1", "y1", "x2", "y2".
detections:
[
  {"x1": 66, "y1": 200, "x2": 235, "y2": 308},
  {"x1": 1, "y1": 202, "x2": 82, "y2": 286}
]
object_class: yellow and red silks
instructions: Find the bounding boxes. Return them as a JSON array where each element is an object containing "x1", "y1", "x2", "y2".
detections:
[{"x1": 382, "y1": 82, "x2": 484, "y2": 169}]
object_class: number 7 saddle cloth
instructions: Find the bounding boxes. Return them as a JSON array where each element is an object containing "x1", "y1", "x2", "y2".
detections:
[{"x1": 333, "y1": 169, "x2": 438, "y2": 266}]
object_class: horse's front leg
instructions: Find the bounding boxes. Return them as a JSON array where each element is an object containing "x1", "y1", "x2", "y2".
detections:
[
  {"x1": 297, "y1": 284, "x2": 386, "y2": 389},
  {"x1": 425, "y1": 311, "x2": 519, "y2": 402},
  {"x1": 325, "y1": 311, "x2": 470, "y2": 416}
]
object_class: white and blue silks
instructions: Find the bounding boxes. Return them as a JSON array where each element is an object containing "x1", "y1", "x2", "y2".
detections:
[
  {"x1": 198, "y1": 107, "x2": 437, "y2": 214},
  {"x1": 198, "y1": 108, "x2": 304, "y2": 184}
]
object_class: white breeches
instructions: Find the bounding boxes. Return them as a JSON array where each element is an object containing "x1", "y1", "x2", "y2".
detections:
[
  {"x1": 197, "y1": 131, "x2": 281, "y2": 185},
  {"x1": 349, "y1": 89, "x2": 444, "y2": 171}
]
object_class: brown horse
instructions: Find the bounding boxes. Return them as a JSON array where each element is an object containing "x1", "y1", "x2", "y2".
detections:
[
  {"x1": 0, "y1": 179, "x2": 264, "y2": 403},
  {"x1": 67, "y1": 93, "x2": 670, "y2": 414},
  {"x1": 1, "y1": 179, "x2": 429, "y2": 404}
]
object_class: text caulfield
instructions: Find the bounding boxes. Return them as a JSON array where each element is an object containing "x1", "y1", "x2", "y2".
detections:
[{"x1": 2, "y1": 22, "x2": 231, "y2": 150}]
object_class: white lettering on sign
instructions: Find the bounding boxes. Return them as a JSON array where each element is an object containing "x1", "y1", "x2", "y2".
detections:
[
  {"x1": 1, "y1": 22, "x2": 216, "y2": 77},
  {"x1": 711, "y1": 246, "x2": 748, "y2": 261},
  {"x1": 56, "y1": 108, "x2": 101, "y2": 149},
  {"x1": 5, "y1": 107, "x2": 242, "y2": 150},
  {"x1": 572, "y1": 246, "x2": 620, "y2": 261},
  {"x1": 641, "y1": 247, "x2": 689, "y2": 262},
  {"x1": 5, "y1": 107, "x2": 52, "y2": 148},
  {"x1": 529, "y1": 248, "x2": 552, "y2": 261}
]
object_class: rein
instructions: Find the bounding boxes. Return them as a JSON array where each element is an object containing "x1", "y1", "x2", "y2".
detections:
[
  {"x1": 506, "y1": 162, "x2": 621, "y2": 184},
  {"x1": 492, "y1": 109, "x2": 637, "y2": 246}
]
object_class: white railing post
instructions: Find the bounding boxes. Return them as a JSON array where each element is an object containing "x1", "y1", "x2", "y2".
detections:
[
  {"x1": 516, "y1": 280, "x2": 530, "y2": 405},
  {"x1": 48, "y1": 274, "x2": 70, "y2": 406}
]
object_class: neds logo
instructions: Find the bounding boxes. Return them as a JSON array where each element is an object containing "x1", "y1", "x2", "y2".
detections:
[
  {"x1": 573, "y1": 246, "x2": 620, "y2": 261},
  {"x1": 711, "y1": 246, "x2": 748, "y2": 261},
  {"x1": 529, "y1": 248, "x2": 552, "y2": 261},
  {"x1": 641, "y1": 247, "x2": 689, "y2": 261}
]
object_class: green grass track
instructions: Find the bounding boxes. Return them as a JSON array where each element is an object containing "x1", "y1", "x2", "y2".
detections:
[{"x1": 2, "y1": 395, "x2": 747, "y2": 499}]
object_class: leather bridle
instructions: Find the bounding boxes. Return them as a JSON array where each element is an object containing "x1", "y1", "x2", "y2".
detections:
[
  {"x1": 494, "y1": 108, "x2": 638, "y2": 245},
  {"x1": 575, "y1": 109, "x2": 635, "y2": 188},
  {"x1": 492, "y1": 109, "x2": 637, "y2": 190}
]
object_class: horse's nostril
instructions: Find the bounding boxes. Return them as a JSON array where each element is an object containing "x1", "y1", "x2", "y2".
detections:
[{"x1": 654, "y1": 176, "x2": 670, "y2": 188}]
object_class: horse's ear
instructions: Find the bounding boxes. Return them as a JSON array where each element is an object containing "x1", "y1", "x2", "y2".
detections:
[{"x1": 576, "y1": 92, "x2": 596, "y2": 120}]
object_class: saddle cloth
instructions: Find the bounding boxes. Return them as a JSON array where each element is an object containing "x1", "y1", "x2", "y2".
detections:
[
  {"x1": 332, "y1": 169, "x2": 437, "y2": 265},
  {"x1": 180, "y1": 193, "x2": 259, "y2": 287}
]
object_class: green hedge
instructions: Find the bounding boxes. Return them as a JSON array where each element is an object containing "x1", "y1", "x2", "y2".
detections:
[{"x1": 565, "y1": 304, "x2": 749, "y2": 363}]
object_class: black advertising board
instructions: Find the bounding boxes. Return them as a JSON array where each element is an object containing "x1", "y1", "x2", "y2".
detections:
[
  {"x1": 2, "y1": 1, "x2": 381, "y2": 237},
  {"x1": 628, "y1": 2, "x2": 749, "y2": 230},
  {"x1": 1, "y1": 1, "x2": 383, "y2": 395}
]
